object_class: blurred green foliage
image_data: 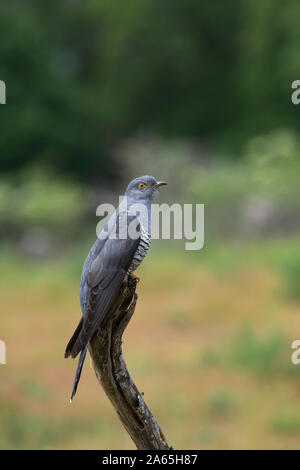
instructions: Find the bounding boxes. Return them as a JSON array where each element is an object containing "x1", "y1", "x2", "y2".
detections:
[
  {"x1": 189, "y1": 129, "x2": 300, "y2": 202},
  {"x1": 1, "y1": 1, "x2": 300, "y2": 181},
  {"x1": 188, "y1": 129, "x2": 300, "y2": 238},
  {"x1": 206, "y1": 389, "x2": 236, "y2": 417},
  {"x1": 18, "y1": 377, "x2": 51, "y2": 402},
  {"x1": 226, "y1": 328, "x2": 286, "y2": 377},
  {"x1": 270, "y1": 411, "x2": 300, "y2": 435},
  {"x1": 279, "y1": 252, "x2": 300, "y2": 300},
  {"x1": 0, "y1": 393, "x2": 104, "y2": 449},
  {"x1": 0, "y1": 167, "x2": 87, "y2": 244}
]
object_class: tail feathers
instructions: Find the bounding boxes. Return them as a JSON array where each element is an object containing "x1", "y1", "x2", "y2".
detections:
[
  {"x1": 70, "y1": 345, "x2": 88, "y2": 403},
  {"x1": 71, "y1": 329, "x2": 90, "y2": 359},
  {"x1": 65, "y1": 317, "x2": 84, "y2": 358}
]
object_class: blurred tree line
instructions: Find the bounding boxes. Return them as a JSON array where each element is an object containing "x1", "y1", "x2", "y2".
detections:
[{"x1": 0, "y1": 0, "x2": 299, "y2": 182}]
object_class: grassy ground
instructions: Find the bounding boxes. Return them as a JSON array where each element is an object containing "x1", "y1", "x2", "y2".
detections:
[{"x1": 1, "y1": 238, "x2": 300, "y2": 449}]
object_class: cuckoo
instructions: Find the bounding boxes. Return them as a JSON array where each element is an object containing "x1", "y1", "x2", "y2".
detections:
[{"x1": 65, "y1": 175, "x2": 167, "y2": 401}]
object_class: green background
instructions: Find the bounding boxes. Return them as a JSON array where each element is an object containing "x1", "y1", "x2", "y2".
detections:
[{"x1": 0, "y1": 0, "x2": 300, "y2": 450}]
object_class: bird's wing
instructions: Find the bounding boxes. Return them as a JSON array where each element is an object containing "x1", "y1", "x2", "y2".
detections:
[
  {"x1": 70, "y1": 218, "x2": 140, "y2": 358},
  {"x1": 79, "y1": 211, "x2": 118, "y2": 315}
]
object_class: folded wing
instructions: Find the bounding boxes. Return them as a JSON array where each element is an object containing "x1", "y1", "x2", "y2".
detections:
[{"x1": 66, "y1": 221, "x2": 140, "y2": 359}]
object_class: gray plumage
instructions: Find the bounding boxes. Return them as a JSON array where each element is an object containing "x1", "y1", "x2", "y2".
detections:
[
  {"x1": 65, "y1": 175, "x2": 167, "y2": 401},
  {"x1": 128, "y1": 221, "x2": 151, "y2": 272}
]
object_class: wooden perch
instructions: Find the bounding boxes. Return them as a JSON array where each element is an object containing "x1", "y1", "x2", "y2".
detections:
[{"x1": 88, "y1": 274, "x2": 172, "y2": 450}]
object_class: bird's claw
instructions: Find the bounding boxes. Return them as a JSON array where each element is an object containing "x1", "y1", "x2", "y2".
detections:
[{"x1": 130, "y1": 272, "x2": 140, "y2": 283}]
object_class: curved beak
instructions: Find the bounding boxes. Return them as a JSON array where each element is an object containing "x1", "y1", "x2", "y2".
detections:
[{"x1": 153, "y1": 181, "x2": 168, "y2": 188}]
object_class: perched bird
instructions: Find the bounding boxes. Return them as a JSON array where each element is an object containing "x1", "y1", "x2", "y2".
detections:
[{"x1": 65, "y1": 175, "x2": 167, "y2": 402}]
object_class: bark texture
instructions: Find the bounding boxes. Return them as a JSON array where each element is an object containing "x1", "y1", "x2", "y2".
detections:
[{"x1": 88, "y1": 275, "x2": 172, "y2": 450}]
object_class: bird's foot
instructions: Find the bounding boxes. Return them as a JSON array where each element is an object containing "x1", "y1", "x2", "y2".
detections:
[{"x1": 130, "y1": 272, "x2": 140, "y2": 283}]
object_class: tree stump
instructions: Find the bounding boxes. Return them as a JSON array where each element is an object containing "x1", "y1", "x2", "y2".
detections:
[{"x1": 88, "y1": 275, "x2": 172, "y2": 450}]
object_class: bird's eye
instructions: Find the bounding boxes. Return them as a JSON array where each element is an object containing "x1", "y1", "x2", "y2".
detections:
[{"x1": 138, "y1": 182, "x2": 146, "y2": 190}]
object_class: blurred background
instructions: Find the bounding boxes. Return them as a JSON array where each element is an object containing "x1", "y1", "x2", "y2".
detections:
[{"x1": 1, "y1": 0, "x2": 300, "y2": 449}]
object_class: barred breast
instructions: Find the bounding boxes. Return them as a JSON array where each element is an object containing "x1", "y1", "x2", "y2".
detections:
[{"x1": 128, "y1": 224, "x2": 151, "y2": 273}]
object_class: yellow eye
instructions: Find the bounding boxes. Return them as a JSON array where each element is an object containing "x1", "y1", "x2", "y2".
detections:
[{"x1": 138, "y1": 182, "x2": 146, "y2": 190}]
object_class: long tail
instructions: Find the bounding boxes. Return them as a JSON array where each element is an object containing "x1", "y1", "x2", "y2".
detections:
[
  {"x1": 65, "y1": 317, "x2": 84, "y2": 359},
  {"x1": 69, "y1": 345, "x2": 87, "y2": 403},
  {"x1": 65, "y1": 317, "x2": 87, "y2": 402}
]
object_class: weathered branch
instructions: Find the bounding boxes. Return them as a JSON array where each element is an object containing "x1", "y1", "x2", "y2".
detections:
[{"x1": 88, "y1": 275, "x2": 172, "y2": 450}]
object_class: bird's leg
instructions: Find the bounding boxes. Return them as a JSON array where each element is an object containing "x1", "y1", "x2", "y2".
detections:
[{"x1": 130, "y1": 272, "x2": 140, "y2": 283}]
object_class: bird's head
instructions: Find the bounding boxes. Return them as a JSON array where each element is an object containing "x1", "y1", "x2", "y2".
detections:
[{"x1": 125, "y1": 176, "x2": 167, "y2": 203}]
